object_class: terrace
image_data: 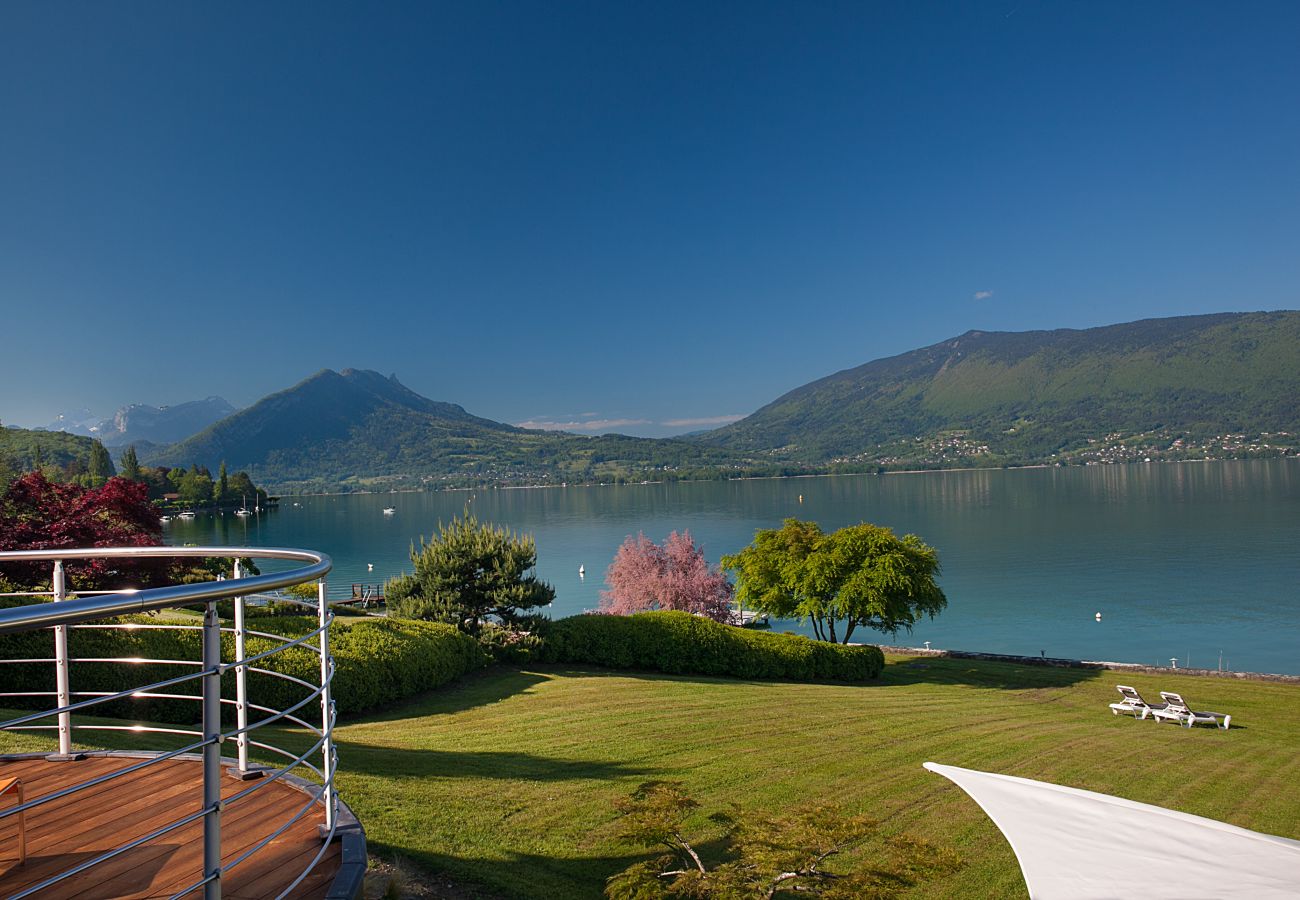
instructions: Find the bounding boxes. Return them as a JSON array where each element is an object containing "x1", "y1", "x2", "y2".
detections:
[{"x1": 0, "y1": 547, "x2": 365, "y2": 899}]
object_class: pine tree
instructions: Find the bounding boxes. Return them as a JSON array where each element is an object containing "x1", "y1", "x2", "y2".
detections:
[
  {"x1": 216, "y1": 461, "x2": 229, "y2": 502},
  {"x1": 387, "y1": 511, "x2": 555, "y2": 633}
]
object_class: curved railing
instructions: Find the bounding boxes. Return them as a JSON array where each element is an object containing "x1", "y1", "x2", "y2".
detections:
[{"x1": 0, "y1": 547, "x2": 349, "y2": 900}]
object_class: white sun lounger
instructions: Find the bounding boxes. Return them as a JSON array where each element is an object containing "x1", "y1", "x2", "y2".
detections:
[
  {"x1": 1108, "y1": 684, "x2": 1167, "y2": 719},
  {"x1": 1150, "y1": 691, "x2": 1230, "y2": 729}
]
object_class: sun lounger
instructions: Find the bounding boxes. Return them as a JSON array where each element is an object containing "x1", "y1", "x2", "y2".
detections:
[
  {"x1": 1108, "y1": 684, "x2": 1167, "y2": 719},
  {"x1": 1150, "y1": 691, "x2": 1231, "y2": 729}
]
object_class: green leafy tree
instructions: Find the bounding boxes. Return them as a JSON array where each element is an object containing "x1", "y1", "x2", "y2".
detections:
[
  {"x1": 138, "y1": 466, "x2": 171, "y2": 500},
  {"x1": 605, "y1": 781, "x2": 961, "y2": 899},
  {"x1": 723, "y1": 519, "x2": 946, "y2": 644},
  {"x1": 226, "y1": 470, "x2": 259, "y2": 503},
  {"x1": 386, "y1": 511, "x2": 554, "y2": 634},
  {"x1": 178, "y1": 468, "x2": 214, "y2": 505},
  {"x1": 119, "y1": 445, "x2": 141, "y2": 481}
]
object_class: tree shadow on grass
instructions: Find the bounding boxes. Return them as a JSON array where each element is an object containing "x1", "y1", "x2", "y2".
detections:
[
  {"x1": 333, "y1": 738, "x2": 658, "y2": 783},
  {"x1": 365, "y1": 837, "x2": 734, "y2": 900},
  {"x1": 343, "y1": 667, "x2": 552, "y2": 726},
  {"x1": 878, "y1": 655, "x2": 1103, "y2": 690}
]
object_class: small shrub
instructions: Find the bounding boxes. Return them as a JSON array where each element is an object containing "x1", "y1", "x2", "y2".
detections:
[
  {"x1": 540, "y1": 610, "x2": 883, "y2": 682},
  {"x1": 476, "y1": 622, "x2": 547, "y2": 665}
]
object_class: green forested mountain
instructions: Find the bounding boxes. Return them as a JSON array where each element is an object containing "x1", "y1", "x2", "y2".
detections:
[
  {"x1": 695, "y1": 311, "x2": 1300, "y2": 466},
  {"x1": 148, "y1": 369, "x2": 755, "y2": 491},
  {"x1": 0, "y1": 426, "x2": 113, "y2": 482}
]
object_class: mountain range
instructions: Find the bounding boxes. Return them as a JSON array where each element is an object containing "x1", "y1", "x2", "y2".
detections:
[
  {"x1": 45, "y1": 397, "x2": 236, "y2": 449},
  {"x1": 11, "y1": 310, "x2": 1299, "y2": 491}
]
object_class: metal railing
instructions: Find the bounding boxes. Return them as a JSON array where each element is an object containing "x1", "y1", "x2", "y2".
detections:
[{"x1": 0, "y1": 546, "x2": 341, "y2": 900}]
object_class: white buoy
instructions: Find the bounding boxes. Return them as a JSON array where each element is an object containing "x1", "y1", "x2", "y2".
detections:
[
  {"x1": 1095, "y1": 612, "x2": 1102, "y2": 621},
  {"x1": 578, "y1": 565, "x2": 585, "y2": 577},
  {"x1": 367, "y1": 563, "x2": 374, "y2": 572}
]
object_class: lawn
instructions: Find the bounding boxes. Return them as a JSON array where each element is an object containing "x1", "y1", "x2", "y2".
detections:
[
  {"x1": 4, "y1": 656, "x2": 1298, "y2": 897},
  {"x1": 323, "y1": 657, "x2": 1300, "y2": 897}
]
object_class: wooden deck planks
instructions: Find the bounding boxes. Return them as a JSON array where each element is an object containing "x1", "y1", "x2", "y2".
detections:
[{"x1": 0, "y1": 755, "x2": 341, "y2": 899}]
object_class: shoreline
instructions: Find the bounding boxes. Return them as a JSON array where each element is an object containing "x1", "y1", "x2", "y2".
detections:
[
  {"x1": 872, "y1": 644, "x2": 1300, "y2": 684},
  {"x1": 268, "y1": 455, "x2": 1298, "y2": 497}
]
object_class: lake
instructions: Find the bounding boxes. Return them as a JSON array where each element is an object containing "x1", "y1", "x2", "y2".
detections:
[{"x1": 164, "y1": 459, "x2": 1300, "y2": 675}]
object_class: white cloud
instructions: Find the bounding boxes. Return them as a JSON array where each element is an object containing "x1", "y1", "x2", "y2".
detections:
[
  {"x1": 973, "y1": 290, "x2": 995, "y2": 301},
  {"x1": 661, "y1": 414, "x2": 745, "y2": 427},
  {"x1": 516, "y1": 418, "x2": 652, "y2": 432}
]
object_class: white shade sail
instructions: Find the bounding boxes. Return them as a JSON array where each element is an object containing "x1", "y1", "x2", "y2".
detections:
[{"x1": 924, "y1": 762, "x2": 1300, "y2": 899}]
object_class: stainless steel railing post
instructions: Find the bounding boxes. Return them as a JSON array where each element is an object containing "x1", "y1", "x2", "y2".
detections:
[
  {"x1": 232, "y1": 560, "x2": 250, "y2": 776},
  {"x1": 52, "y1": 559, "x2": 73, "y2": 758},
  {"x1": 317, "y1": 578, "x2": 335, "y2": 831},
  {"x1": 202, "y1": 599, "x2": 223, "y2": 899}
]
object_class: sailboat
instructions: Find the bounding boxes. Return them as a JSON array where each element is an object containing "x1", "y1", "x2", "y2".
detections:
[{"x1": 235, "y1": 494, "x2": 253, "y2": 517}]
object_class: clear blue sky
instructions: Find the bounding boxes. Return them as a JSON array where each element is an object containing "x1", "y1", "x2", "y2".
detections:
[{"x1": 3, "y1": 2, "x2": 1297, "y2": 437}]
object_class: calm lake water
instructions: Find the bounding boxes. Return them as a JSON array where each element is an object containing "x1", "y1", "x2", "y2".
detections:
[{"x1": 165, "y1": 459, "x2": 1300, "y2": 675}]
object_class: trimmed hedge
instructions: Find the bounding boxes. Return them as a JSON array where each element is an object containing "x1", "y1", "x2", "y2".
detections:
[
  {"x1": 540, "y1": 610, "x2": 883, "y2": 682},
  {"x1": 0, "y1": 614, "x2": 488, "y2": 725}
]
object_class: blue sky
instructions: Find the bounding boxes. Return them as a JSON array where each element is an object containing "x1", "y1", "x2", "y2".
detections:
[{"x1": 2, "y1": 2, "x2": 1298, "y2": 437}]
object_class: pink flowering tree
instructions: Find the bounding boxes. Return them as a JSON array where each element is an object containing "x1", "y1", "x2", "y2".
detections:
[{"x1": 600, "y1": 531, "x2": 734, "y2": 623}]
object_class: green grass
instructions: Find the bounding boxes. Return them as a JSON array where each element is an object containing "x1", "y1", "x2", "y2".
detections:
[{"x1": 5, "y1": 656, "x2": 1298, "y2": 898}]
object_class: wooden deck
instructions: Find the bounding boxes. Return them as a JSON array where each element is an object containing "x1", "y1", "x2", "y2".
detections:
[{"x1": 0, "y1": 754, "x2": 341, "y2": 899}]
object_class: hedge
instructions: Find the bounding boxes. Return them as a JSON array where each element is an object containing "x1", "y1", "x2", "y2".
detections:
[
  {"x1": 540, "y1": 610, "x2": 884, "y2": 682},
  {"x1": 0, "y1": 613, "x2": 488, "y2": 725}
]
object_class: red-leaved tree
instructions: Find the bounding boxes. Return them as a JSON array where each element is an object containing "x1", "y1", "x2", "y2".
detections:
[
  {"x1": 600, "y1": 531, "x2": 734, "y2": 623},
  {"x1": 0, "y1": 472, "x2": 168, "y2": 590}
]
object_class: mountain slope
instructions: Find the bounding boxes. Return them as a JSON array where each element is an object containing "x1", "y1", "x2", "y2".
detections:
[
  {"x1": 149, "y1": 369, "x2": 750, "y2": 490},
  {"x1": 696, "y1": 311, "x2": 1300, "y2": 464}
]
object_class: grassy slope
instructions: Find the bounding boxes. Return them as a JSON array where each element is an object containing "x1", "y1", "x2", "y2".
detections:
[{"x1": 4, "y1": 656, "x2": 1297, "y2": 897}]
